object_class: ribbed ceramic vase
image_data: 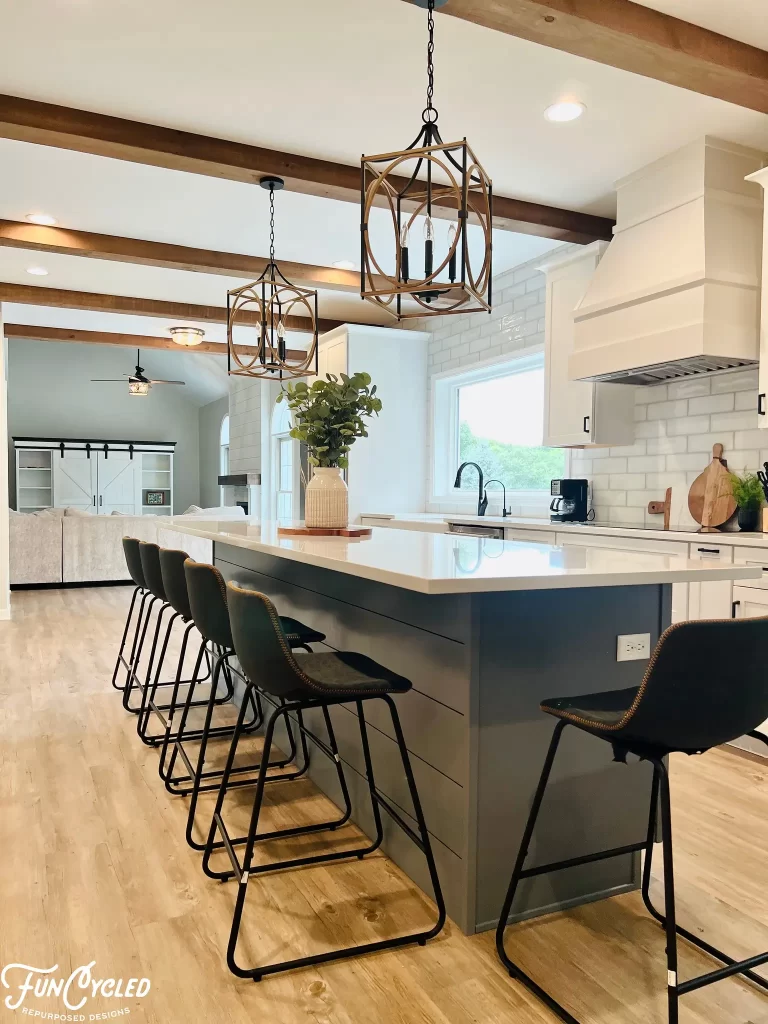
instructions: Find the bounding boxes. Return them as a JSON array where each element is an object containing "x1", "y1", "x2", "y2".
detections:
[{"x1": 305, "y1": 467, "x2": 348, "y2": 529}]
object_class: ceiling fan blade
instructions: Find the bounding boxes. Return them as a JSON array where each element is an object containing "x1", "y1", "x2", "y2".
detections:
[
  {"x1": 148, "y1": 379, "x2": 186, "y2": 385},
  {"x1": 91, "y1": 379, "x2": 126, "y2": 382}
]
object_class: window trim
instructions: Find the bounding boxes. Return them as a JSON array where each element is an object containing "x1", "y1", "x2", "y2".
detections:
[{"x1": 430, "y1": 348, "x2": 568, "y2": 508}]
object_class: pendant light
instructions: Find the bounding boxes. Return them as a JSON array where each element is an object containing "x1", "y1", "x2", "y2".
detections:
[
  {"x1": 361, "y1": 0, "x2": 492, "y2": 319},
  {"x1": 227, "y1": 176, "x2": 319, "y2": 379}
]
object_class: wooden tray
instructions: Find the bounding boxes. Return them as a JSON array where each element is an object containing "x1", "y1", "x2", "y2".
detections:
[{"x1": 277, "y1": 525, "x2": 372, "y2": 538}]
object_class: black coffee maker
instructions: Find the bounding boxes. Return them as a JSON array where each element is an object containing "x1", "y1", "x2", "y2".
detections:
[{"x1": 550, "y1": 479, "x2": 589, "y2": 523}]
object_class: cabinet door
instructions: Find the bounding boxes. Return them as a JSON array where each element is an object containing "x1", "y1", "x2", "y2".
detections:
[
  {"x1": 53, "y1": 451, "x2": 97, "y2": 511},
  {"x1": 544, "y1": 265, "x2": 596, "y2": 446},
  {"x1": 319, "y1": 335, "x2": 347, "y2": 379},
  {"x1": 97, "y1": 451, "x2": 138, "y2": 515},
  {"x1": 730, "y1": 586, "x2": 768, "y2": 754}
]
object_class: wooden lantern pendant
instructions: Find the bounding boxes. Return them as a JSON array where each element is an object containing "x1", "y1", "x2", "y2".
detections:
[
  {"x1": 360, "y1": 0, "x2": 492, "y2": 319},
  {"x1": 227, "y1": 177, "x2": 319, "y2": 380}
]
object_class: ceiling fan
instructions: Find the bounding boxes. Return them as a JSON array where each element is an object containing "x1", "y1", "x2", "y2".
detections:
[{"x1": 91, "y1": 349, "x2": 186, "y2": 396}]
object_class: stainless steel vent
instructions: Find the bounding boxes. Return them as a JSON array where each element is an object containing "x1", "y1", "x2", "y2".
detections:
[{"x1": 585, "y1": 355, "x2": 757, "y2": 387}]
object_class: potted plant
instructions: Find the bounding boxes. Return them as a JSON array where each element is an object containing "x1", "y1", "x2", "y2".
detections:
[
  {"x1": 278, "y1": 372, "x2": 382, "y2": 528},
  {"x1": 729, "y1": 471, "x2": 764, "y2": 532}
]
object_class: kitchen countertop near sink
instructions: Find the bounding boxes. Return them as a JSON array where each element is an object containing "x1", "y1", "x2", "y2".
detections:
[{"x1": 361, "y1": 512, "x2": 768, "y2": 547}]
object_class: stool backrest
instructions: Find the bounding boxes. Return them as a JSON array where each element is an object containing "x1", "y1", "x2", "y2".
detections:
[
  {"x1": 183, "y1": 560, "x2": 233, "y2": 648},
  {"x1": 122, "y1": 537, "x2": 146, "y2": 589},
  {"x1": 227, "y1": 582, "x2": 313, "y2": 699},
  {"x1": 159, "y1": 548, "x2": 192, "y2": 620},
  {"x1": 138, "y1": 541, "x2": 166, "y2": 602},
  {"x1": 620, "y1": 617, "x2": 768, "y2": 750}
]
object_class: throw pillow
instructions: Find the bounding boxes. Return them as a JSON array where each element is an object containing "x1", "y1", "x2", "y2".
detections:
[{"x1": 63, "y1": 507, "x2": 93, "y2": 517}]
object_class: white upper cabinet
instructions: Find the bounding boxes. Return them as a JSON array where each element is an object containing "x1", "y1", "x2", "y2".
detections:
[
  {"x1": 542, "y1": 242, "x2": 635, "y2": 447},
  {"x1": 746, "y1": 167, "x2": 768, "y2": 426}
]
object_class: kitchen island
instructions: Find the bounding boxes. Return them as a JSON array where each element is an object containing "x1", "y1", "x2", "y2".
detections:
[{"x1": 166, "y1": 519, "x2": 759, "y2": 934}]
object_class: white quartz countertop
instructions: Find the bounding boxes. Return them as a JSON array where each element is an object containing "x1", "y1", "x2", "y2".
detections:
[
  {"x1": 363, "y1": 512, "x2": 768, "y2": 547},
  {"x1": 167, "y1": 518, "x2": 761, "y2": 595}
]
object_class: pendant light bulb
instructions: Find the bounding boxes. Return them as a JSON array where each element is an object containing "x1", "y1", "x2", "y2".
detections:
[
  {"x1": 424, "y1": 216, "x2": 435, "y2": 241},
  {"x1": 447, "y1": 222, "x2": 457, "y2": 283}
]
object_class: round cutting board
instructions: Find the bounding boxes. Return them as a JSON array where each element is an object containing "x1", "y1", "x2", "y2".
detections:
[{"x1": 687, "y1": 443, "x2": 736, "y2": 531}]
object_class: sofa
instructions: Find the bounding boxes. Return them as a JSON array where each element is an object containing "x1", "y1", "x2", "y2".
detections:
[{"x1": 9, "y1": 506, "x2": 242, "y2": 586}]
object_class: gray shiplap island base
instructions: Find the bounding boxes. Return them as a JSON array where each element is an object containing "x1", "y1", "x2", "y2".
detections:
[{"x1": 167, "y1": 521, "x2": 760, "y2": 934}]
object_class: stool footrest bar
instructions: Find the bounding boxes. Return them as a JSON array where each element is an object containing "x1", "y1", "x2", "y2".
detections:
[{"x1": 519, "y1": 842, "x2": 646, "y2": 880}]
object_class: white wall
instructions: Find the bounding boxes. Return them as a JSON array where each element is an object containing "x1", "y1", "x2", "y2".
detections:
[
  {"x1": 198, "y1": 394, "x2": 229, "y2": 507},
  {"x1": 7, "y1": 339, "x2": 203, "y2": 513}
]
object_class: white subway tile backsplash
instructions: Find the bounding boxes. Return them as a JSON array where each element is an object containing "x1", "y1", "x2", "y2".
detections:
[
  {"x1": 710, "y1": 411, "x2": 759, "y2": 432},
  {"x1": 636, "y1": 385, "x2": 667, "y2": 404},
  {"x1": 646, "y1": 436, "x2": 687, "y2": 455},
  {"x1": 711, "y1": 369, "x2": 759, "y2": 393},
  {"x1": 626, "y1": 489, "x2": 659, "y2": 508},
  {"x1": 634, "y1": 406, "x2": 648, "y2": 422},
  {"x1": 733, "y1": 429, "x2": 765, "y2": 449},
  {"x1": 666, "y1": 377, "x2": 711, "y2": 400},
  {"x1": 627, "y1": 455, "x2": 666, "y2": 472},
  {"x1": 646, "y1": 399, "x2": 688, "y2": 420},
  {"x1": 609, "y1": 473, "x2": 646, "y2": 490},
  {"x1": 597, "y1": 457, "x2": 628, "y2": 473},
  {"x1": 687, "y1": 431, "x2": 734, "y2": 453},
  {"x1": 666, "y1": 416, "x2": 711, "y2": 436},
  {"x1": 723, "y1": 450, "x2": 760, "y2": 471},
  {"x1": 688, "y1": 393, "x2": 735, "y2": 415}
]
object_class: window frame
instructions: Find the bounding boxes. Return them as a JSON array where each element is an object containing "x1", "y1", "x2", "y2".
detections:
[
  {"x1": 430, "y1": 348, "x2": 569, "y2": 510},
  {"x1": 270, "y1": 400, "x2": 301, "y2": 522}
]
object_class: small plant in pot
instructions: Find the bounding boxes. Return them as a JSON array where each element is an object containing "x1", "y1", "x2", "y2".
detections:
[
  {"x1": 729, "y1": 471, "x2": 764, "y2": 532},
  {"x1": 278, "y1": 372, "x2": 382, "y2": 528}
]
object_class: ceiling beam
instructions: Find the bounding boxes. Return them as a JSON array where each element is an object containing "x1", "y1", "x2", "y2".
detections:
[
  {"x1": 0, "y1": 94, "x2": 613, "y2": 243},
  {"x1": 436, "y1": 0, "x2": 768, "y2": 113},
  {"x1": 0, "y1": 220, "x2": 360, "y2": 292},
  {"x1": 3, "y1": 322, "x2": 305, "y2": 361},
  {"x1": 0, "y1": 282, "x2": 341, "y2": 335}
]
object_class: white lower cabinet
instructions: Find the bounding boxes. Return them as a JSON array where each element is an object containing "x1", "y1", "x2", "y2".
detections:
[{"x1": 686, "y1": 543, "x2": 734, "y2": 621}]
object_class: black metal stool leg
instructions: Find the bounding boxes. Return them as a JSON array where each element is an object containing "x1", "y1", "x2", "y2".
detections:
[
  {"x1": 122, "y1": 595, "x2": 159, "y2": 712},
  {"x1": 158, "y1": 636, "x2": 208, "y2": 783},
  {"x1": 495, "y1": 719, "x2": 578, "y2": 1024},
  {"x1": 136, "y1": 610, "x2": 181, "y2": 743},
  {"x1": 111, "y1": 585, "x2": 141, "y2": 691},
  {"x1": 655, "y1": 758, "x2": 680, "y2": 1024}
]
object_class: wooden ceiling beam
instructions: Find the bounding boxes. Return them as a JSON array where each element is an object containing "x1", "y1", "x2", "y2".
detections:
[
  {"x1": 0, "y1": 282, "x2": 341, "y2": 335},
  {"x1": 0, "y1": 219, "x2": 361, "y2": 292},
  {"x1": 436, "y1": 0, "x2": 768, "y2": 113},
  {"x1": 0, "y1": 94, "x2": 613, "y2": 243},
  {"x1": 2, "y1": 322, "x2": 306, "y2": 361}
]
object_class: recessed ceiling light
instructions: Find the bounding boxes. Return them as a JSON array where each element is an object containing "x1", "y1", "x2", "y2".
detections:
[
  {"x1": 333, "y1": 260, "x2": 356, "y2": 271},
  {"x1": 25, "y1": 213, "x2": 57, "y2": 226},
  {"x1": 26, "y1": 266, "x2": 49, "y2": 276},
  {"x1": 544, "y1": 101, "x2": 586, "y2": 123}
]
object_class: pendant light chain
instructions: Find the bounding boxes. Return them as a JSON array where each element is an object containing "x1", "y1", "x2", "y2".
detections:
[
  {"x1": 423, "y1": 0, "x2": 438, "y2": 125},
  {"x1": 269, "y1": 185, "x2": 276, "y2": 263}
]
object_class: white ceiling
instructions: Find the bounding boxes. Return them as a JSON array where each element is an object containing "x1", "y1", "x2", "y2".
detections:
[{"x1": 0, "y1": 0, "x2": 765, "y2": 347}]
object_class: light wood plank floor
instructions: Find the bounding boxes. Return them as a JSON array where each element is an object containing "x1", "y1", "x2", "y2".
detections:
[{"x1": 1, "y1": 586, "x2": 766, "y2": 1024}]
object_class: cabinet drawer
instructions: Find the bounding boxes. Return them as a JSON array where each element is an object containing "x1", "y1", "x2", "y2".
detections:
[
  {"x1": 505, "y1": 528, "x2": 555, "y2": 544},
  {"x1": 731, "y1": 546, "x2": 768, "y2": 590},
  {"x1": 688, "y1": 543, "x2": 733, "y2": 563}
]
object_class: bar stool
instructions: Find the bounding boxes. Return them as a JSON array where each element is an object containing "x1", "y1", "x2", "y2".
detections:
[
  {"x1": 111, "y1": 537, "x2": 151, "y2": 693},
  {"x1": 201, "y1": 581, "x2": 446, "y2": 981},
  {"x1": 495, "y1": 617, "x2": 768, "y2": 1024},
  {"x1": 161, "y1": 560, "x2": 338, "y2": 853},
  {"x1": 136, "y1": 547, "x2": 221, "y2": 744}
]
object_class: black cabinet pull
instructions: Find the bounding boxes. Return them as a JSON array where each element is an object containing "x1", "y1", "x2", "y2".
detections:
[
  {"x1": 759, "y1": 393, "x2": 766, "y2": 415},
  {"x1": 583, "y1": 415, "x2": 590, "y2": 434},
  {"x1": 697, "y1": 547, "x2": 720, "y2": 555},
  {"x1": 732, "y1": 600, "x2": 741, "y2": 618}
]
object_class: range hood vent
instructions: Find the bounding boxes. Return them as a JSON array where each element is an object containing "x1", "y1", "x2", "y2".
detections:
[{"x1": 569, "y1": 138, "x2": 765, "y2": 386}]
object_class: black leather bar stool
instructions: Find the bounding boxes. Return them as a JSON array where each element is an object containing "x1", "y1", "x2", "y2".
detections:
[
  {"x1": 495, "y1": 617, "x2": 768, "y2": 1024},
  {"x1": 201, "y1": 581, "x2": 446, "y2": 981},
  {"x1": 136, "y1": 548, "x2": 219, "y2": 744},
  {"x1": 111, "y1": 537, "x2": 152, "y2": 693},
  {"x1": 161, "y1": 560, "x2": 335, "y2": 853}
]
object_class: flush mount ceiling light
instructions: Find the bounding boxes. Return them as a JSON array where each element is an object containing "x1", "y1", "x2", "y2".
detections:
[
  {"x1": 544, "y1": 101, "x2": 586, "y2": 123},
  {"x1": 361, "y1": 0, "x2": 492, "y2": 319},
  {"x1": 227, "y1": 176, "x2": 318, "y2": 380},
  {"x1": 170, "y1": 326, "x2": 205, "y2": 347},
  {"x1": 25, "y1": 212, "x2": 57, "y2": 226},
  {"x1": 26, "y1": 266, "x2": 49, "y2": 276}
]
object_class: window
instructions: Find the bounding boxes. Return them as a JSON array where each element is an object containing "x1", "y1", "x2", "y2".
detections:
[
  {"x1": 271, "y1": 400, "x2": 298, "y2": 521},
  {"x1": 432, "y1": 353, "x2": 567, "y2": 507},
  {"x1": 219, "y1": 414, "x2": 230, "y2": 504}
]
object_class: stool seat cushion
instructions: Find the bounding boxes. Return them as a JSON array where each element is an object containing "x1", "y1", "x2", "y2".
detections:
[
  {"x1": 292, "y1": 651, "x2": 411, "y2": 698},
  {"x1": 542, "y1": 687, "x2": 639, "y2": 732},
  {"x1": 279, "y1": 616, "x2": 326, "y2": 646}
]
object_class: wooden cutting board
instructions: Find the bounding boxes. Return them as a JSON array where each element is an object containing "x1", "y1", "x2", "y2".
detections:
[{"x1": 688, "y1": 443, "x2": 736, "y2": 532}]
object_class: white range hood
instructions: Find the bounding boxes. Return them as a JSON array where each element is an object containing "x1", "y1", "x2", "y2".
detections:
[{"x1": 569, "y1": 137, "x2": 766, "y2": 386}]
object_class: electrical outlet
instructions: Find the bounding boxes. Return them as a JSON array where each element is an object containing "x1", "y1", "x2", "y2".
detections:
[{"x1": 616, "y1": 633, "x2": 651, "y2": 662}]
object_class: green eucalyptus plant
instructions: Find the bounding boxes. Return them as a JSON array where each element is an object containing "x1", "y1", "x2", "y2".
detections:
[
  {"x1": 277, "y1": 372, "x2": 382, "y2": 469},
  {"x1": 729, "y1": 471, "x2": 764, "y2": 511}
]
